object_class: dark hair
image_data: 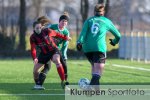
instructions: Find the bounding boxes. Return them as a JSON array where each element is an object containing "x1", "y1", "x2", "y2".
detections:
[
  {"x1": 59, "y1": 12, "x2": 69, "y2": 22},
  {"x1": 33, "y1": 21, "x2": 41, "y2": 28}
]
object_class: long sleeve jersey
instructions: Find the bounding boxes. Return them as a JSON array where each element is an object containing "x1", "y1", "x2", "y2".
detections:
[
  {"x1": 49, "y1": 24, "x2": 70, "y2": 59},
  {"x1": 30, "y1": 28, "x2": 69, "y2": 60},
  {"x1": 77, "y1": 16, "x2": 121, "y2": 53}
]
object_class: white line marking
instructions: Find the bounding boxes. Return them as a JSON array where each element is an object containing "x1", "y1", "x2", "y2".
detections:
[
  {"x1": 70, "y1": 62, "x2": 150, "y2": 72},
  {"x1": 45, "y1": 89, "x2": 63, "y2": 91},
  {"x1": 112, "y1": 64, "x2": 150, "y2": 72},
  {"x1": 0, "y1": 93, "x2": 150, "y2": 96},
  {"x1": 0, "y1": 94, "x2": 65, "y2": 96}
]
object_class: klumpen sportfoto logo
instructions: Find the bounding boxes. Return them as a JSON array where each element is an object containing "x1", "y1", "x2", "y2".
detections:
[
  {"x1": 65, "y1": 85, "x2": 148, "y2": 97},
  {"x1": 69, "y1": 88, "x2": 145, "y2": 96}
]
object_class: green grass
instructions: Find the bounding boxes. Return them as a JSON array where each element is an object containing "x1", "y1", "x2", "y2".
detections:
[{"x1": 0, "y1": 59, "x2": 150, "y2": 100}]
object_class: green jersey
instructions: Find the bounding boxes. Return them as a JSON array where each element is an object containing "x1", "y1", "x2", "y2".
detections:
[
  {"x1": 77, "y1": 16, "x2": 121, "y2": 53},
  {"x1": 50, "y1": 24, "x2": 70, "y2": 59}
]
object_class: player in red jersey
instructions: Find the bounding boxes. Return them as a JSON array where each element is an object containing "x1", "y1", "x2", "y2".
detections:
[{"x1": 30, "y1": 21, "x2": 71, "y2": 89}]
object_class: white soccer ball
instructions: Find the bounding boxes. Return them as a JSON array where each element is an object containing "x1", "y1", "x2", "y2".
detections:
[{"x1": 78, "y1": 78, "x2": 90, "y2": 90}]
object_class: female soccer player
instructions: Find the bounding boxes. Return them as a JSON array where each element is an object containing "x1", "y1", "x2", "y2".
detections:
[
  {"x1": 30, "y1": 21, "x2": 71, "y2": 89},
  {"x1": 35, "y1": 16, "x2": 52, "y2": 88},
  {"x1": 36, "y1": 14, "x2": 70, "y2": 88},
  {"x1": 77, "y1": 4, "x2": 121, "y2": 88},
  {"x1": 49, "y1": 12, "x2": 70, "y2": 83}
]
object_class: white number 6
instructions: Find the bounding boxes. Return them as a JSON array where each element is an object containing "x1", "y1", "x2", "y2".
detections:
[{"x1": 91, "y1": 23, "x2": 100, "y2": 37}]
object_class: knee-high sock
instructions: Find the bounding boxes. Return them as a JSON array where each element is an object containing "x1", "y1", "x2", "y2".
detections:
[
  {"x1": 60, "y1": 57, "x2": 68, "y2": 81},
  {"x1": 34, "y1": 78, "x2": 40, "y2": 85},
  {"x1": 57, "y1": 63, "x2": 65, "y2": 81},
  {"x1": 38, "y1": 72, "x2": 46, "y2": 85},
  {"x1": 38, "y1": 64, "x2": 50, "y2": 85},
  {"x1": 90, "y1": 74, "x2": 101, "y2": 85}
]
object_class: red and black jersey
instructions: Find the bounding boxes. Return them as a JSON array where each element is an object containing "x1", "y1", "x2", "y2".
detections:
[{"x1": 30, "y1": 28, "x2": 68, "y2": 60}]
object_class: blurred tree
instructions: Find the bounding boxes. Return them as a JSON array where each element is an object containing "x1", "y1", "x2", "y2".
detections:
[
  {"x1": 1, "y1": 0, "x2": 6, "y2": 35},
  {"x1": 18, "y1": 0, "x2": 26, "y2": 51},
  {"x1": 98, "y1": 0, "x2": 104, "y2": 3},
  {"x1": 0, "y1": 0, "x2": 17, "y2": 57},
  {"x1": 80, "y1": 0, "x2": 89, "y2": 23},
  {"x1": 33, "y1": 0, "x2": 43, "y2": 17},
  {"x1": 104, "y1": 0, "x2": 109, "y2": 17}
]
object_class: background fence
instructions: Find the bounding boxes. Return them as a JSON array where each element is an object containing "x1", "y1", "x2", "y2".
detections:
[{"x1": 119, "y1": 32, "x2": 150, "y2": 62}]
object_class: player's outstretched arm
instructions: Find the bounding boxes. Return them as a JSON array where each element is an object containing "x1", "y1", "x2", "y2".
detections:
[{"x1": 48, "y1": 29, "x2": 71, "y2": 41}]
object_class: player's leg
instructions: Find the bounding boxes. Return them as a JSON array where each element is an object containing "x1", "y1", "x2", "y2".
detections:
[
  {"x1": 42, "y1": 62, "x2": 51, "y2": 74},
  {"x1": 60, "y1": 57, "x2": 70, "y2": 89},
  {"x1": 33, "y1": 63, "x2": 45, "y2": 89},
  {"x1": 90, "y1": 52, "x2": 105, "y2": 86},
  {"x1": 52, "y1": 53, "x2": 65, "y2": 89},
  {"x1": 90, "y1": 63, "x2": 104, "y2": 85},
  {"x1": 38, "y1": 61, "x2": 51, "y2": 86},
  {"x1": 60, "y1": 56, "x2": 68, "y2": 82},
  {"x1": 33, "y1": 53, "x2": 50, "y2": 90}
]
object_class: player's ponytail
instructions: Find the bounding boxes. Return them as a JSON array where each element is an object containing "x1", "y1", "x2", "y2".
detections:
[{"x1": 63, "y1": 12, "x2": 69, "y2": 17}]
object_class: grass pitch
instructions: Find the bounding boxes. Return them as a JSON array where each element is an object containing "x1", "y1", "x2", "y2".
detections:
[{"x1": 0, "y1": 58, "x2": 150, "y2": 100}]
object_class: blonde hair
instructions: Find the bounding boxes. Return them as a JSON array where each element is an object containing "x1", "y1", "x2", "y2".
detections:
[
  {"x1": 94, "y1": 4, "x2": 105, "y2": 16},
  {"x1": 63, "y1": 12, "x2": 69, "y2": 17},
  {"x1": 37, "y1": 16, "x2": 51, "y2": 26}
]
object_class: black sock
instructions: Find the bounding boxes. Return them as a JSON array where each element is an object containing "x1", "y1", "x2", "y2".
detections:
[
  {"x1": 38, "y1": 73, "x2": 46, "y2": 85},
  {"x1": 90, "y1": 74, "x2": 100, "y2": 85},
  {"x1": 37, "y1": 64, "x2": 50, "y2": 85},
  {"x1": 34, "y1": 79, "x2": 40, "y2": 85}
]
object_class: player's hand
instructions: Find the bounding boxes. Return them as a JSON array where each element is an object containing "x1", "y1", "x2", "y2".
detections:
[
  {"x1": 76, "y1": 42, "x2": 82, "y2": 51},
  {"x1": 33, "y1": 58, "x2": 38, "y2": 65},
  {"x1": 109, "y1": 39, "x2": 115, "y2": 46},
  {"x1": 68, "y1": 37, "x2": 72, "y2": 41}
]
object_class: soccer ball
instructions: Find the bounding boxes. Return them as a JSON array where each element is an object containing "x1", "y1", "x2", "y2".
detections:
[{"x1": 78, "y1": 78, "x2": 90, "y2": 90}]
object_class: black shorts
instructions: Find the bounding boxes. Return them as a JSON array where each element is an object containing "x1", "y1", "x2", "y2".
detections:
[
  {"x1": 38, "y1": 49, "x2": 60, "y2": 64},
  {"x1": 85, "y1": 52, "x2": 106, "y2": 64}
]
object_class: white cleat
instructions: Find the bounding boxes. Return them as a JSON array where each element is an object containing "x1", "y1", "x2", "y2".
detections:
[{"x1": 33, "y1": 85, "x2": 45, "y2": 90}]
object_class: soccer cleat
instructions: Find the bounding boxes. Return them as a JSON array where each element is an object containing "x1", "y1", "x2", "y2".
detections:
[
  {"x1": 65, "y1": 81, "x2": 69, "y2": 85},
  {"x1": 61, "y1": 81, "x2": 70, "y2": 89},
  {"x1": 33, "y1": 85, "x2": 45, "y2": 90}
]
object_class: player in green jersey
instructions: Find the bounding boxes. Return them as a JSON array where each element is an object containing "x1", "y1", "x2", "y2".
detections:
[
  {"x1": 77, "y1": 4, "x2": 121, "y2": 87},
  {"x1": 49, "y1": 12, "x2": 70, "y2": 84}
]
